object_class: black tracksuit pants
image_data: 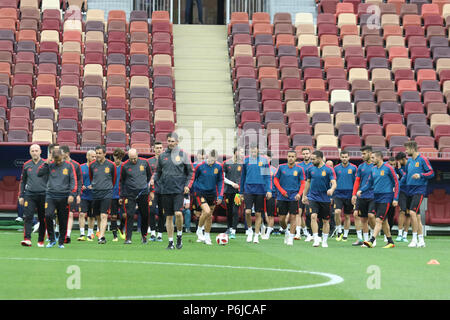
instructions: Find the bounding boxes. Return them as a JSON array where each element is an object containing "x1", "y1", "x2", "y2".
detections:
[
  {"x1": 225, "y1": 193, "x2": 239, "y2": 230},
  {"x1": 149, "y1": 192, "x2": 164, "y2": 233},
  {"x1": 23, "y1": 195, "x2": 46, "y2": 242},
  {"x1": 45, "y1": 198, "x2": 69, "y2": 246},
  {"x1": 125, "y1": 194, "x2": 149, "y2": 241}
]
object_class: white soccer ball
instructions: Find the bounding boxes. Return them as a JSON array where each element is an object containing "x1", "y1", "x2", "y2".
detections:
[{"x1": 216, "y1": 233, "x2": 229, "y2": 245}]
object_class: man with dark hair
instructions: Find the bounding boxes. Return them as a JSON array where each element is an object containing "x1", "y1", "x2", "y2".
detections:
[
  {"x1": 148, "y1": 141, "x2": 164, "y2": 241},
  {"x1": 193, "y1": 149, "x2": 224, "y2": 245},
  {"x1": 273, "y1": 150, "x2": 305, "y2": 246},
  {"x1": 302, "y1": 150, "x2": 336, "y2": 247},
  {"x1": 120, "y1": 148, "x2": 152, "y2": 244},
  {"x1": 38, "y1": 148, "x2": 77, "y2": 248},
  {"x1": 78, "y1": 150, "x2": 96, "y2": 241},
  {"x1": 223, "y1": 147, "x2": 244, "y2": 239},
  {"x1": 296, "y1": 148, "x2": 313, "y2": 241},
  {"x1": 89, "y1": 145, "x2": 116, "y2": 244},
  {"x1": 333, "y1": 150, "x2": 357, "y2": 242},
  {"x1": 60, "y1": 145, "x2": 82, "y2": 244},
  {"x1": 154, "y1": 132, "x2": 194, "y2": 250},
  {"x1": 18, "y1": 144, "x2": 47, "y2": 247},
  {"x1": 394, "y1": 151, "x2": 410, "y2": 242},
  {"x1": 352, "y1": 146, "x2": 376, "y2": 246},
  {"x1": 239, "y1": 143, "x2": 272, "y2": 244},
  {"x1": 360, "y1": 151, "x2": 399, "y2": 248},
  {"x1": 111, "y1": 148, "x2": 126, "y2": 241},
  {"x1": 403, "y1": 141, "x2": 434, "y2": 248}
]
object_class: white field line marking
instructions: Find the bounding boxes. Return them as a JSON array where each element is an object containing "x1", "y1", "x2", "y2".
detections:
[{"x1": 0, "y1": 257, "x2": 344, "y2": 300}]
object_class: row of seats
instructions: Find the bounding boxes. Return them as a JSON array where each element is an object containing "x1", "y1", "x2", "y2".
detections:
[
  {"x1": 0, "y1": 6, "x2": 176, "y2": 152},
  {"x1": 228, "y1": 10, "x2": 450, "y2": 158}
]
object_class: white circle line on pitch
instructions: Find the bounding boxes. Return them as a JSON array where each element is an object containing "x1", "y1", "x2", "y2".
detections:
[{"x1": 0, "y1": 256, "x2": 344, "y2": 300}]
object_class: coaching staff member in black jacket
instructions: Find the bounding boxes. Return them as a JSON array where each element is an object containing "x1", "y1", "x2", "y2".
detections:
[
  {"x1": 38, "y1": 148, "x2": 77, "y2": 248},
  {"x1": 119, "y1": 148, "x2": 152, "y2": 244},
  {"x1": 154, "y1": 132, "x2": 194, "y2": 250}
]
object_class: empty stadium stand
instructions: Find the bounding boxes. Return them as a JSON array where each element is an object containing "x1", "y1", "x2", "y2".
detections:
[{"x1": 228, "y1": 6, "x2": 450, "y2": 159}]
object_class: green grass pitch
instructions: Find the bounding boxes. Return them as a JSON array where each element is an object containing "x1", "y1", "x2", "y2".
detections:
[{"x1": 0, "y1": 230, "x2": 449, "y2": 300}]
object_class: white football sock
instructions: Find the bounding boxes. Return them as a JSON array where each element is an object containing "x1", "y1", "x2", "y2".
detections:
[
  {"x1": 267, "y1": 227, "x2": 273, "y2": 235},
  {"x1": 403, "y1": 230, "x2": 408, "y2": 238},
  {"x1": 151, "y1": 230, "x2": 156, "y2": 236},
  {"x1": 398, "y1": 228, "x2": 403, "y2": 236},
  {"x1": 363, "y1": 233, "x2": 369, "y2": 241},
  {"x1": 337, "y1": 225, "x2": 342, "y2": 233},
  {"x1": 79, "y1": 228, "x2": 85, "y2": 236},
  {"x1": 323, "y1": 234, "x2": 329, "y2": 243},
  {"x1": 87, "y1": 228, "x2": 93, "y2": 236},
  {"x1": 55, "y1": 225, "x2": 59, "y2": 233},
  {"x1": 157, "y1": 232, "x2": 162, "y2": 238},
  {"x1": 67, "y1": 230, "x2": 71, "y2": 237},
  {"x1": 296, "y1": 226, "x2": 301, "y2": 235},
  {"x1": 313, "y1": 233, "x2": 319, "y2": 241},
  {"x1": 356, "y1": 230, "x2": 362, "y2": 240},
  {"x1": 344, "y1": 229, "x2": 349, "y2": 237},
  {"x1": 177, "y1": 230, "x2": 182, "y2": 236},
  {"x1": 418, "y1": 234, "x2": 424, "y2": 242},
  {"x1": 204, "y1": 232, "x2": 210, "y2": 239},
  {"x1": 412, "y1": 233, "x2": 418, "y2": 242},
  {"x1": 303, "y1": 227, "x2": 309, "y2": 236},
  {"x1": 168, "y1": 237, "x2": 173, "y2": 242}
]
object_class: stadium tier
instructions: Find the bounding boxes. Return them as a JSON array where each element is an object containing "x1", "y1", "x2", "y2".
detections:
[
  {"x1": 0, "y1": 5, "x2": 176, "y2": 153},
  {"x1": 228, "y1": 7, "x2": 450, "y2": 159}
]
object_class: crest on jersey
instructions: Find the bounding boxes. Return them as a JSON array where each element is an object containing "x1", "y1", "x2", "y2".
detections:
[
  {"x1": 140, "y1": 165, "x2": 145, "y2": 171},
  {"x1": 201, "y1": 197, "x2": 205, "y2": 202},
  {"x1": 63, "y1": 168, "x2": 68, "y2": 175},
  {"x1": 214, "y1": 168, "x2": 218, "y2": 174},
  {"x1": 293, "y1": 171, "x2": 298, "y2": 176},
  {"x1": 380, "y1": 170, "x2": 384, "y2": 176},
  {"x1": 322, "y1": 170, "x2": 326, "y2": 176},
  {"x1": 125, "y1": 199, "x2": 128, "y2": 204},
  {"x1": 45, "y1": 202, "x2": 48, "y2": 209},
  {"x1": 237, "y1": 166, "x2": 241, "y2": 171},
  {"x1": 105, "y1": 167, "x2": 110, "y2": 173},
  {"x1": 348, "y1": 169, "x2": 353, "y2": 174},
  {"x1": 258, "y1": 162, "x2": 263, "y2": 167},
  {"x1": 24, "y1": 201, "x2": 28, "y2": 207},
  {"x1": 175, "y1": 156, "x2": 181, "y2": 162},
  {"x1": 415, "y1": 162, "x2": 419, "y2": 167}
]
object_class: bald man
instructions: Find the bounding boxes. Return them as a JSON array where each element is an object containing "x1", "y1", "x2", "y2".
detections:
[
  {"x1": 19, "y1": 144, "x2": 48, "y2": 247},
  {"x1": 119, "y1": 149, "x2": 152, "y2": 244}
]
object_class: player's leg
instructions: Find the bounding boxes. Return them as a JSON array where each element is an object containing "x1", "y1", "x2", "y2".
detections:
[
  {"x1": 36, "y1": 196, "x2": 46, "y2": 245},
  {"x1": 110, "y1": 200, "x2": 119, "y2": 241},
  {"x1": 253, "y1": 195, "x2": 264, "y2": 243},
  {"x1": 320, "y1": 203, "x2": 331, "y2": 247},
  {"x1": 66, "y1": 209, "x2": 73, "y2": 243},
  {"x1": 44, "y1": 199, "x2": 57, "y2": 246},
  {"x1": 225, "y1": 193, "x2": 234, "y2": 233},
  {"x1": 124, "y1": 198, "x2": 136, "y2": 242},
  {"x1": 203, "y1": 203, "x2": 214, "y2": 245},
  {"x1": 21, "y1": 197, "x2": 36, "y2": 245},
  {"x1": 244, "y1": 194, "x2": 254, "y2": 242},
  {"x1": 352, "y1": 210, "x2": 363, "y2": 245},
  {"x1": 334, "y1": 209, "x2": 343, "y2": 241},
  {"x1": 403, "y1": 212, "x2": 411, "y2": 242},
  {"x1": 309, "y1": 202, "x2": 321, "y2": 247},
  {"x1": 262, "y1": 198, "x2": 275, "y2": 239},
  {"x1": 365, "y1": 203, "x2": 389, "y2": 247},
  {"x1": 56, "y1": 199, "x2": 69, "y2": 247},
  {"x1": 162, "y1": 194, "x2": 176, "y2": 249},
  {"x1": 287, "y1": 201, "x2": 299, "y2": 245},
  {"x1": 148, "y1": 195, "x2": 158, "y2": 240},
  {"x1": 98, "y1": 199, "x2": 110, "y2": 243},
  {"x1": 396, "y1": 211, "x2": 405, "y2": 241},
  {"x1": 410, "y1": 194, "x2": 425, "y2": 247},
  {"x1": 138, "y1": 194, "x2": 150, "y2": 243},
  {"x1": 87, "y1": 201, "x2": 97, "y2": 241}
]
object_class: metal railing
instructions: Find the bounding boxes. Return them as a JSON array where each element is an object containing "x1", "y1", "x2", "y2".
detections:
[
  {"x1": 134, "y1": 0, "x2": 174, "y2": 22},
  {"x1": 226, "y1": 0, "x2": 268, "y2": 24}
]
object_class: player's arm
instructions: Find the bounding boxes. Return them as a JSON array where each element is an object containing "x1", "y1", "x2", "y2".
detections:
[
  {"x1": 37, "y1": 161, "x2": 49, "y2": 177},
  {"x1": 145, "y1": 161, "x2": 152, "y2": 184},
  {"x1": 184, "y1": 152, "x2": 194, "y2": 192},
  {"x1": 302, "y1": 179, "x2": 311, "y2": 204},
  {"x1": 358, "y1": 174, "x2": 372, "y2": 196},
  {"x1": 119, "y1": 163, "x2": 126, "y2": 199},
  {"x1": 217, "y1": 165, "x2": 225, "y2": 202},
  {"x1": 273, "y1": 167, "x2": 287, "y2": 198},
  {"x1": 264, "y1": 161, "x2": 272, "y2": 199},
  {"x1": 19, "y1": 164, "x2": 28, "y2": 201},
  {"x1": 420, "y1": 157, "x2": 434, "y2": 180},
  {"x1": 239, "y1": 160, "x2": 246, "y2": 195},
  {"x1": 327, "y1": 167, "x2": 337, "y2": 196},
  {"x1": 388, "y1": 165, "x2": 399, "y2": 204},
  {"x1": 68, "y1": 163, "x2": 77, "y2": 203}
]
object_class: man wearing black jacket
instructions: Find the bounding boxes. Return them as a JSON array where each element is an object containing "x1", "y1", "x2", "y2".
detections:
[
  {"x1": 61, "y1": 145, "x2": 82, "y2": 244},
  {"x1": 154, "y1": 132, "x2": 194, "y2": 250},
  {"x1": 120, "y1": 148, "x2": 152, "y2": 244},
  {"x1": 19, "y1": 144, "x2": 48, "y2": 247},
  {"x1": 37, "y1": 149, "x2": 77, "y2": 248},
  {"x1": 148, "y1": 141, "x2": 164, "y2": 241},
  {"x1": 89, "y1": 145, "x2": 116, "y2": 244},
  {"x1": 223, "y1": 147, "x2": 244, "y2": 239}
]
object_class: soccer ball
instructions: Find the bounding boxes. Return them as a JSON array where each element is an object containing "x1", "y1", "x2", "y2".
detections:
[{"x1": 216, "y1": 233, "x2": 229, "y2": 245}]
